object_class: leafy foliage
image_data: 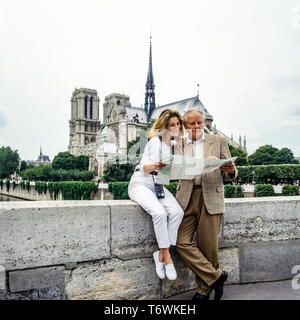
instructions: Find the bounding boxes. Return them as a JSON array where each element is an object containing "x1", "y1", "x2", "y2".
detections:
[
  {"x1": 52, "y1": 152, "x2": 89, "y2": 171},
  {"x1": 102, "y1": 161, "x2": 135, "y2": 182},
  {"x1": 224, "y1": 184, "x2": 244, "y2": 198},
  {"x1": 25, "y1": 181, "x2": 30, "y2": 193},
  {"x1": 255, "y1": 184, "x2": 275, "y2": 197},
  {"x1": 164, "y1": 182, "x2": 178, "y2": 197},
  {"x1": 75, "y1": 155, "x2": 90, "y2": 171},
  {"x1": 35, "y1": 182, "x2": 48, "y2": 195},
  {"x1": 20, "y1": 161, "x2": 28, "y2": 173},
  {"x1": 234, "y1": 185, "x2": 244, "y2": 198},
  {"x1": 236, "y1": 164, "x2": 300, "y2": 184},
  {"x1": 110, "y1": 182, "x2": 130, "y2": 199},
  {"x1": 21, "y1": 165, "x2": 96, "y2": 182},
  {"x1": 39, "y1": 181, "x2": 97, "y2": 200},
  {"x1": 108, "y1": 181, "x2": 179, "y2": 199},
  {"x1": 248, "y1": 145, "x2": 297, "y2": 165},
  {"x1": 228, "y1": 145, "x2": 248, "y2": 166},
  {"x1": 281, "y1": 185, "x2": 299, "y2": 196},
  {"x1": 6, "y1": 179, "x2": 10, "y2": 192},
  {"x1": 0, "y1": 146, "x2": 19, "y2": 178},
  {"x1": 224, "y1": 185, "x2": 235, "y2": 198},
  {"x1": 272, "y1": 148, "x2": 298, "y2": 164},
  {"x1": 19, "y1": 181, "x2": 25, "y2": 190},
  {"x1": 52, "y1": 152, "x2": 76, "y2": 170},
  {"x1": 48, "y1": 182, "x2": 61, "y2": 200}
]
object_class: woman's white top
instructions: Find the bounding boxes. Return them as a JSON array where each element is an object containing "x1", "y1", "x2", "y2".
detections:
[{"x1": 129, "y1": 136, "x2": 174, "y2": 185}]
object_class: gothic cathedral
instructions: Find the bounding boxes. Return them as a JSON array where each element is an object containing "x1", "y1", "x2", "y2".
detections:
[{"x1": 68, "y1": 36, "x2": 247, "y2": 178}]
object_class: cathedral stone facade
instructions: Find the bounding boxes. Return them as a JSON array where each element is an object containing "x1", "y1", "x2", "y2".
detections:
[
  {"x1": 68, "y1": 88, "x2": 101, "y2": 155},
  {"x1": 68, "y1": 37, "x2": 246, "y2": 178}
]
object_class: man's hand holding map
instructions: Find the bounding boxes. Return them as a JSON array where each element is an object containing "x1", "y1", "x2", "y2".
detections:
[{"x1": 157, "y1": 153, "x2": 238, "y2": 185}]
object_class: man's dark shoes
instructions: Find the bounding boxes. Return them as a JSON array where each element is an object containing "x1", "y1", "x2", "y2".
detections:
[
  {"x1": 192, "y1": 292, "x2": 209, "y2": 301},
  {"x1": 210, "y1": 271, "x2": 228, "y2": 300}
]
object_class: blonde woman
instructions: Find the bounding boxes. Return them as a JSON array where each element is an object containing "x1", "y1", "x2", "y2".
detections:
[{"x1": 128, "y1": 109, "x2": 184, "y2": 281}]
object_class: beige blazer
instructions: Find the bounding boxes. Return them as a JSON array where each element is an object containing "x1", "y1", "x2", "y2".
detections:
[{"x1": 175, "y1": 134, "x2": 238, "y2": 215}]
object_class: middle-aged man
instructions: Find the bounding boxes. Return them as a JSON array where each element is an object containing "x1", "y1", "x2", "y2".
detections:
[{"x1": 175, "y1": 109, "x2": 238, "y2": 301}]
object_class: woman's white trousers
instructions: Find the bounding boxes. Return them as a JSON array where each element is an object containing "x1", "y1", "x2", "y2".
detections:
[{"x1": 128, "y1": 177, "x2": 184, "y2": 248}]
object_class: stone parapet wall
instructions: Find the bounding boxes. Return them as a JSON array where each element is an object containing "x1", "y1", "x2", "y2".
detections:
[{"x1": 0, "y1": 197, "x2": 300, "y2": 300}]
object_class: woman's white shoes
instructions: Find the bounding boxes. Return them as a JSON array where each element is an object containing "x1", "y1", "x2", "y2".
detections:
[
  {"x1": 153, "y1": 251, "x2": 177, "y2": 281},
  {"x1": 165, "y1": 263, "x2": 177, "y2": 280},
  {"x1": 153, "y1": 251, "x2": 165, "y2": 279}
]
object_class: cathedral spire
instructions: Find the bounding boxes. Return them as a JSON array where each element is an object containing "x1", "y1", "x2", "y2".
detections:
[{"x1": 145, "y1": 33, "x2": 156, "y2": 122}]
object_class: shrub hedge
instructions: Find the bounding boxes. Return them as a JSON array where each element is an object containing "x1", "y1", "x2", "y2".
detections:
[
  {"x1": 48, "y1": 182, "x2": 61, "y2": 200},
  {"x1": 255, "y1": 184, "x2": 275, "y2": 197},
  {"x1": 108, "y1": 182, "x2": 249, "y2": 200},
  {"x1": 21, "y1": 166, "x2": 96, "y2": 182},
  {"x1": 53, "y1": 181, "x2": 97, "y2": 200},
  {"x1": 282, "y1": 185, "x2": 299, "y2": 196},
  {"x1": 6, "y1": 179, "x2": 10, "y2": 192},
  {"x1": 224, "y1": 185, "x2": 235, "y2": 198},
  {"x1": 236, "y1": 164, "x2": 300, "y2": 185},
  {"x1": 35, "y1": 181, "x2": 48, "y2": 195},
  {"x1": 234, "y1": 185, "x2": 244, "y2": 198},
  {"x1": 224, "y1": 185, "x2": 244, "y2": 198},
  {"x1": 110, "y1": 182, "x2": 130, "y2": 200},
  {"x1": 25, "y1": 181, "x2": 30, "y2": 193},
  {"x1": 165, "y1": 182, "x2": 178, "y2": 197},
  {"x1": 108, "y1": 181, "x2": 179, "y2": 200}
]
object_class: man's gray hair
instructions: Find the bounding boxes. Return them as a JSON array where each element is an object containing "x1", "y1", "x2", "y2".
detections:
[{"x1": 183, "y1": 108, "x2": 206, "y2": 124}]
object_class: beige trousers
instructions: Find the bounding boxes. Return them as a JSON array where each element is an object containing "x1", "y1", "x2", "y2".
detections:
[{"x1": 176, "y1": 187, "x2": 223, "y2": 296}]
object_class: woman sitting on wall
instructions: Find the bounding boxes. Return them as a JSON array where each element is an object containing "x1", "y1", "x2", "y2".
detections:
[{"x1": 128, "y1": 109, "x2": 184, "y2": 281}]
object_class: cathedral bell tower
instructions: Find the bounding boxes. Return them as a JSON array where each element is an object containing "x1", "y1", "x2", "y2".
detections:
[
  {"x1": 144, "y1": 35, "x2": 156, "y2": 122},
  {"x1": 68, "y1": 88, "x2": 101, "y2": 155}
]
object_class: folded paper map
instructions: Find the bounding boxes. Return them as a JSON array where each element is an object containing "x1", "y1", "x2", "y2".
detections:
[{"x1": 156, "y1": 154, "x2": 237, "y2": 185}]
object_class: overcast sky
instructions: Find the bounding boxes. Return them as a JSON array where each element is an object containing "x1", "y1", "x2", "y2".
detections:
[{"x1": 1, "y1": 0, "x2": 300, "y2": 161}]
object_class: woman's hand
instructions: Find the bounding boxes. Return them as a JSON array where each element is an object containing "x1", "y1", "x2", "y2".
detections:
[
  {"x1": 207, "y1": 156, "x2": 218, "y2": 160},
  {"x1": 153, "y1": 161, "x2": 166, "y2": 171},
  {"x1": 143, "y1": 161, "x2": 166, "y2": 173}
]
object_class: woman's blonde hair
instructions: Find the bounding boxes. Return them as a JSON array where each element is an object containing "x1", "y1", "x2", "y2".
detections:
[{"x1": 146, "y1": 109, "x2": 184, "y2": 139}]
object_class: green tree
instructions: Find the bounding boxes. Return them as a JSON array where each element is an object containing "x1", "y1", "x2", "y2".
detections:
[
  {"x1": 75, "y1": 155, "x2": 89, "y2": 170},
  {"x1": 249, "y1": 145, "x2": 298, "y2": 165},
  {"x1": 273, "y1": 148, "x2": 298, "y2": 164},
  {"x1": 20, "y1": 161, "x2": 28, "y2": 173},
  {"x1": 248, "y1": 145, "x2": 279, "y2": 165},
  {"x1": 102, "y1": 160, "x2": 135, "y2": 182},
  {"x1": 52, "y1": 152, "x2": 77, "y2": 170},
  {"x1": 228, "y1": 145, "x2": 248, "y2": 166},
  {"x1": 0, "y1": 146, "x2": 19, "y2": 178}
]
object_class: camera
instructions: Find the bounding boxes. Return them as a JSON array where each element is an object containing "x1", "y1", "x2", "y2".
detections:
[{"x1": 154, "y1": 183, "x2": 165, "y2": 199}]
